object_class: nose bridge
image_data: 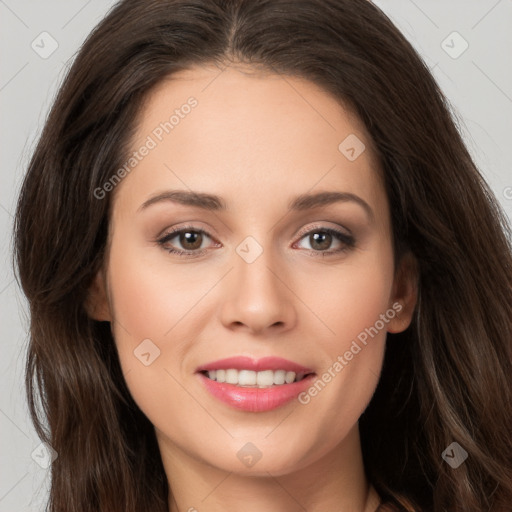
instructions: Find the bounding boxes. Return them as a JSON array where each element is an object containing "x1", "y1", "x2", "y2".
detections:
[
  {"x1": 237, "y1": 244, "x2": 280, "y2": 300},
  {"x1": 235, "y1": 234, "x2": 285, "y2": 308},
  {"x1": 220, "y1": 233, "x2": 296, "y2": 333}
]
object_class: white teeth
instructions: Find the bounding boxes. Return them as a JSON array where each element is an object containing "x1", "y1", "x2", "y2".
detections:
[
  {"x1": 238, "y1": 370, "x2": 257, "y2": 386},
  {"x1": 204, "y1": 369, "x2": 310, "y2": 387},
  {"x1": 256, "y1": 370, "x2": 274, "y2": 387},
  {"x1": 285, "y1": 371, "x2": 295, "y2": 384},
  {"x1": 273, "y1": 369, "x2": 285, "y2": 385},
  {"x1": 225, "y1": 369, "x2": 238, "y2": 384}
]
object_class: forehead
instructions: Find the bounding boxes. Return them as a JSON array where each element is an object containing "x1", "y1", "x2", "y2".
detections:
[{"x1": 113, "y1": 64, "x2": 386, "y2": 217}]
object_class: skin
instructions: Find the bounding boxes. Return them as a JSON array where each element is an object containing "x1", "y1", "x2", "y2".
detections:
[{"x1": 87, "y1": 63, "x2": 418, "y2": 512}]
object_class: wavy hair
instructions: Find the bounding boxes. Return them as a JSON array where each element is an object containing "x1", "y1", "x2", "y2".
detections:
[{"x1": 14, "y1": 0, "x2": 512, "y2": 510}]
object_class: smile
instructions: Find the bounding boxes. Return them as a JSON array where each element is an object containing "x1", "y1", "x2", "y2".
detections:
[{"x1": 196, "y1": 356, "x2": 316, "y2": 412}]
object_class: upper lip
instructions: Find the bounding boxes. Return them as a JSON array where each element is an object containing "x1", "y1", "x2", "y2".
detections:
[{"x1": 196, "y1": 356, "x2": 314, "y2": 373}]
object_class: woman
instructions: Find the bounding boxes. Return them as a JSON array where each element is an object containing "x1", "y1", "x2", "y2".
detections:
[{"x1": 14, "y1": 0, "x2": 512, "y2": 511}]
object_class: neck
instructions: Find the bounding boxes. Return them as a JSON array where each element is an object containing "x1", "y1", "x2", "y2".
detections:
[{"x1": 160, "y1": 425, "x2": 381, "y2": 512}]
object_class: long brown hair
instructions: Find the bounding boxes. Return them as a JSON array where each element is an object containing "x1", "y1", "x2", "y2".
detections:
[{"x1": 14, "y1": 1, "x2": 512, "y2": 510}]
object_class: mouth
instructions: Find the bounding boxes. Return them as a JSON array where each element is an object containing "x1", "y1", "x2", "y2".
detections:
[{"x1": 196, "y1": 356, "x2": 316, "y2": 412}]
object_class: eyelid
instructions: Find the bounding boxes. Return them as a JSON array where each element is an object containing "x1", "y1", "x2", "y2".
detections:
[{"x1": 294, "y1": 222, "x2": 353, "y2": 240}]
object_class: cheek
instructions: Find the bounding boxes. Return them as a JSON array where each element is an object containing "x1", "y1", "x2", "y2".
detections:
[
  {"x1": 106, "y1": 235, "x2": 206, "y2": 344},
  {"x1": 106, "y1": 270, "x2": 195, "y2": 437},
  {"x1": 310, "y1": 242, "x2": 395, "y2": 351},
  {"x1": 296, "y1": 241, "x2": 394, "y2": 431},
  {"x1": 104, "y1": 240, "x2": 183, "y2": 401},
  {"x1": 104, "y1": 234, "x2": 221, "y2": 425},
  {"x1": 109, "y1": 261, "x2": 175, "y2": 340}
]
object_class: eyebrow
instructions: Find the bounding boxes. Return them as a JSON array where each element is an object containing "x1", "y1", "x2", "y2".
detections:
[{"x1": 138, "y1": 189, "x2": 374, "y2": 221}]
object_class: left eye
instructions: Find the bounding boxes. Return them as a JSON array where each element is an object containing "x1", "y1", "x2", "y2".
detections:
[
  {"x1": 157, "y1": 226, "x2": 355, "y2": 257},
  {"x1": 294, "y1": 228, "x2": 353, "y2": 253}
]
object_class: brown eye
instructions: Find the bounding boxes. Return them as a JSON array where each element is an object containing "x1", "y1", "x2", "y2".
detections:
[
  {"x1": 295, "y1": 227, "x2": 355, "y2": 255},
  {"x1": 308, "y1": 232, "x2": 333, "y2": 251},
  {"x1": 157, "y1": 227, "x2": 214, "y2": 256},
  {"x1": 177, "y1": 231, "x2": 203, "y2": 250}
]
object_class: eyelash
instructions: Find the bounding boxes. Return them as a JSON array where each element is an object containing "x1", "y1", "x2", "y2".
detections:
[{"x1": 156, "y1": 224, "x2": 356, "y2": 259}]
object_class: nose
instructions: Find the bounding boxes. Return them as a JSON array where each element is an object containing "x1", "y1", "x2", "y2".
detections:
[{"x1": 219, "y1": 247, "x2": 297, "y2": 336}]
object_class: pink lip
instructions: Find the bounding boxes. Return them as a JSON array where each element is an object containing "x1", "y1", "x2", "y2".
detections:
[
  {"x1": 196, "y1": 356, "x2": 315, "y2": 412},
  {"x1": 198, "y1": 373, "x2": 316, "y2": 412},
  {"x1": 196, "y1": 356, "x2": 313, "y2": 373}
]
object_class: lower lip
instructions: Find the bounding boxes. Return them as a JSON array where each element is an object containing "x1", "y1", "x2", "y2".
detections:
[{"x1": 197, "y1": 372, "x2": 316, "y2": 412}]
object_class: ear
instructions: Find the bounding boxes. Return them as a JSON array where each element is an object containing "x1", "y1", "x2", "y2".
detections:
[
  {"x1": 84, "y1": 270, "x2": 112, "y2": 322},
  {"x1": 386, "y1": 251, "x2": 418, "y2": 333}
]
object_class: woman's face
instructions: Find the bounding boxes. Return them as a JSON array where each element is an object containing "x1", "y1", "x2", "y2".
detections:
[{"x1": 91, "y1": 64, "x2": 416, "y2": 476}]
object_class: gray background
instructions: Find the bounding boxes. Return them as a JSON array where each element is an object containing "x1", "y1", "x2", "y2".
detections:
[{"x1": 1, "y1": 1, "x2": 511, "y2": 510}]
